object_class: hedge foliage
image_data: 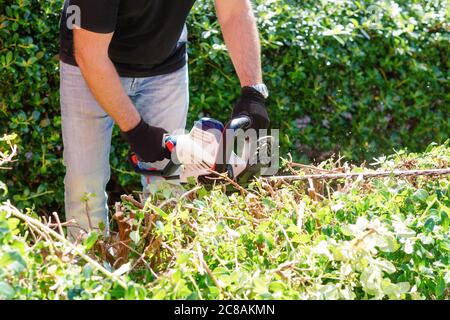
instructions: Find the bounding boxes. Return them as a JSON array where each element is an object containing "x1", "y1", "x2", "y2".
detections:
[
  {"x1": 1, "y1": 143, "x2": 449, "y2": 300},
  {"x1": 0, "y1": 0, "x2": 449, "y2": 212}
]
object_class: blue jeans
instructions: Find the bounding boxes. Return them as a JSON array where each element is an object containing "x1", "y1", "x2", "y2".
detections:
[{"x1": 59, "y1": 61, "x2": 189, "y2": 239}]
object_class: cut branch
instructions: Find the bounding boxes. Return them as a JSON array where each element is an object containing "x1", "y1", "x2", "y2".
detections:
[
  {"x1": 268, "y1": 168, "x2": 450, "y2": 181},
  {"x1": 2, "y1": 202, "x2": 128, "y2": 289}
]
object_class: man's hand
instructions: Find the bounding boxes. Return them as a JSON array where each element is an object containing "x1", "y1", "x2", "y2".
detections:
[
  {"x1": 122, "y1": 118, "x2": 171, "y2": 163},
  {"x1": 232, "y1": 87, "x2": 269, "y2": 130}
]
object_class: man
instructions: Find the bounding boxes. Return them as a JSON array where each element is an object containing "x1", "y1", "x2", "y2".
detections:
[{"x1": 59, "y1": 0, "x2": 270, "y2": 240}]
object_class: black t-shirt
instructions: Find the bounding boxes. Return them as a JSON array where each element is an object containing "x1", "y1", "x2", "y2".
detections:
[{"x1": 59, "y1": 0, "x2": 196, "y2": 77}]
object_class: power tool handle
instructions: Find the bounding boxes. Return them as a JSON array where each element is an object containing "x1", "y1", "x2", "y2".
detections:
[
  {"x1": 214, "y1": 116, "x2": 251, "y2": 174},
  {"x1": 227, "y1": 116, "x2": 252, "y2": 132},
  {"x1": 128, "y1": 153, "x2": 178, "y2": 178}
]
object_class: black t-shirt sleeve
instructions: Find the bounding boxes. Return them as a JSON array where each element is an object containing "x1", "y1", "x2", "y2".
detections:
[{"x1": 69, "y1": 0, "x2": 120, "y2": 33}]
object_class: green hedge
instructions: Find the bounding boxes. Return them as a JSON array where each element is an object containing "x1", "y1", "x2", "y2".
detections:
[
  {"x1": 0, "y1": 0, "x2": 449, "y2": 212},
  {"x1": 1, "y1": 144, "x2": 449, "y2": 300}
]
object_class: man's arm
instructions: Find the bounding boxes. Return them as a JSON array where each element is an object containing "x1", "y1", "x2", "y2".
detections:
[
  {"x1": 73, "y1": 28, "x2": 140, "y2": 132},
  {"x1": 215, "y1": 0, "x2": 269, "y2": 130},
  {"x1": 215, "y1": 0, "x2": 262, "y2": 87},
  {"x1": 73, "y1": 28, "x2": 170, "y2": 162}
]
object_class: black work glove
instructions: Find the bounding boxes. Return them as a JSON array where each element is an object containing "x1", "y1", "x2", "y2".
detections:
[
  {"x1": 121, "y1": 118, "x2": 171, "y2": 163},
  {"x1": 232, "y1": 86, "x2": 270, "y2": 130}
]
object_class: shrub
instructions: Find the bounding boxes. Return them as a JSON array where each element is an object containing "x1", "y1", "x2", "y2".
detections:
[
  {"x1": 0, "y1": 0, "x2": 449, "y2": 212},
  {"x1": 1, "y1": 143, "x2": 449, "y2": 299}
]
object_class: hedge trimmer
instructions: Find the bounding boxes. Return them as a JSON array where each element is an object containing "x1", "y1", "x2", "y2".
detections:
[
  {"x1": 129, "y1": 116, "x2": 272, "y2": 184},
  {"x1": 129, "y1": 117, "x2": 450, "y2": 185}
]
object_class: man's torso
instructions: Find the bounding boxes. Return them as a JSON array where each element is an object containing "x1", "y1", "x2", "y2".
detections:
[{"x1": 59, "y1": 0, "x2": 196, "y2": 77}]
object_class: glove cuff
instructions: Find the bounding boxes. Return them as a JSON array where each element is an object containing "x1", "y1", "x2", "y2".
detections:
[
  {"x1": 122, "y1": 118, "x2": 171, "y2": 162},
  {"x1": 122, "y1": 118, "x2": 146, "y2": 139},
  {"x1": 241, "y1": 86, "x2": 266, "y2": 104},
  {"x1": 232, "y1": 88, "x2": 269, "y2": 130}
]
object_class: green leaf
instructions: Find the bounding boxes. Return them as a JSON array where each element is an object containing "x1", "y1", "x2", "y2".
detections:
[
  {"x1": 35, "y1": 51, "x2": 44, "y2": 60},
  {"x1": 82, "y1": 264, "x2": 94, "y2": 278},
  {"x1": 253, "y1": 277, "x2": 268, "y2": 294},
  {"x1": 435, "y1": 276, "x2": 446, "y2": 298},
  {"x1": 269, "y1": 281, "x2": 286, "y2": 293},
  {"x1": 176, "y1": 252, "x2": 190, "y2": 265},
  {"x1": 114, "y1": 262, "x2": 131, "y2": 276},
  {"x1": 83, "y1": 231, "x2": 99, "y2": 250},
  {"x1": 130, "y1": 231, "x2": 140, "y2": 244},
  {"x1": 7, "y1": 218, "x2": 20, "y2": 230},
  {"x1": 146, "y1": 203, "x2": 168, "y2": 219},
  {"x1": 333, "y1": 35, "x2": 346, "y2": 46},
  {"x1": 155, "y1": 221, "x2": 165, "y2": 233},
  {"x1": 350, "y1": 18, "x2": 359, "y2": 27},
  {"x1": 6, "y1": 51, "x2": 13, "y2": 64},
  {"x1": 412, "y1": 189, "x2": 429, "y2": 203},
  {"x1": 0, "y1": 281, "x2": 15, "y2": 299},
  {"x1": 0, "y1": 251, "x2": 27, "y2": 273},
  {"x1": 424, "y1": 218, "x2": 435, "y2": 232},
  {"x1": 0, "y1": 181, "x2": 8, "y2": 197}
]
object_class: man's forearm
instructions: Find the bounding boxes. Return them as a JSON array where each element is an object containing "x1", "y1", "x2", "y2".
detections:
[
  {"x1": 216, "y1": 0, "x2": 262, "y2": 87},
  {"x1": 74, "y1": 28, "x2": 140, "y2": 132},
  {"x1": 75, "y1": 55, "x2": 140, "y2": 132}
]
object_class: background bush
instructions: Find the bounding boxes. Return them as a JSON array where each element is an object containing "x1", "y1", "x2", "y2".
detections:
[{"x1": 0, "y1": 0, "x2": 449, "y2": 213}]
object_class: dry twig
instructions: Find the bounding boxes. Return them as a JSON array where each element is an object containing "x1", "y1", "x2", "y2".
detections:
[
  {"x1": 270, "y1": 168, "x2": 450, "y2": 181},
  {"x1": 3, "y1": 202, "x2": 128, "y2": 289}
]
